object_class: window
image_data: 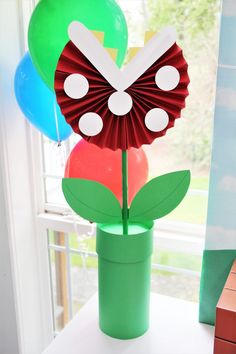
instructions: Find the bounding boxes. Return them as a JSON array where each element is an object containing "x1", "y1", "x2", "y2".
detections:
[{"x1": 34, "y1": 0, "x2": 220, "y2": 335}]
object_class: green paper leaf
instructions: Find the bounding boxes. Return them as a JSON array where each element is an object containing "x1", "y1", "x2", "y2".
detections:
[
  {"x1": 129, "y1": 170, "x2": 191, "y2": 222},
  {"x1": 62, "y1": 178, "x2": 122, "y2": 223}
]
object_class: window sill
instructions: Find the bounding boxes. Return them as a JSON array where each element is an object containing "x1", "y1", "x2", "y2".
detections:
[{"x1": 42, "y1": 293, "x2": 214, "y2": 354}]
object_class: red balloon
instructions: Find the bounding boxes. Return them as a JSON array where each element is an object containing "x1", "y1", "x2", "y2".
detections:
[{"x1": 65, "y1": 140, "x2": 148, "y2": 205}]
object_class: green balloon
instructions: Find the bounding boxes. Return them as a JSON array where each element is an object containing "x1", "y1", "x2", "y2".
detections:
[{"x1": 28, "y1": 0, "x2": 128, "y2": 90}]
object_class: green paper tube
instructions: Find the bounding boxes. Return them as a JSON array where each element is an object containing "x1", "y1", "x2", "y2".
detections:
[{"x1": 96, "y1": 222, "x2": 153, "y2": 339}]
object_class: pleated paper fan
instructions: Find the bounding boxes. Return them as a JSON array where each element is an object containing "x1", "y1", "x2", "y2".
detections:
[{"x1": 55, "y1": 22, "x2": 190, "y2": 150}]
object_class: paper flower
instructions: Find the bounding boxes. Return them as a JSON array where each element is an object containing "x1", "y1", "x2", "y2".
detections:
[
  {"x1": 56, "y1": 22, "x2": 191, "y2": 233},
  {"x1": 55, "y1": 22, "x2": 190, "y2": 150}
]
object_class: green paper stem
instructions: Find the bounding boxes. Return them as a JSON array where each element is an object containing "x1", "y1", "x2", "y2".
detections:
[{"x1": 122, "y1": 150, "x2": 129, "y2": 235}]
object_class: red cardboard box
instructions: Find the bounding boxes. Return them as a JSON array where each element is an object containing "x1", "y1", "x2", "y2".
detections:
[
  {"x1": 225, "y1": 273, "x2": 236, "y2": 291},
  {"x1": 214, "y1": 338, "x2": 236, "y2": 354},
  {"x1": 231, "y1": 261, "x2": 236, "y2": 274},
  {"x1": 215, "y1": 289, "x2": 236, "y2": 343}
]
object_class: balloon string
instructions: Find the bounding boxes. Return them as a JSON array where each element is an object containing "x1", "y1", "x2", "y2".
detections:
[
  {"x1": 59, "y1": 141, "x2": 67, "y2": 168},
  {"x1": 53, "y1": 99, "x2": 61, "y2": 146}
]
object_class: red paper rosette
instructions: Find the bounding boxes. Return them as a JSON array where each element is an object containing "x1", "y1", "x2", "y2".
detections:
[{"x1": 55, "y1": 41, "x2": 189, "y2": 150}]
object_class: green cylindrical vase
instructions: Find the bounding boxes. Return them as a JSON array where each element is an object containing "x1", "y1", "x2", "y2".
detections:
[{"x1": 96, "y1": 222, "x2": 153, "y2": 339}]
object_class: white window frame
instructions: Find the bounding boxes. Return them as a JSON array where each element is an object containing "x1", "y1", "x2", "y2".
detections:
[{"x1": 0, "y1": 1, "x2": 53, "y2": 353}]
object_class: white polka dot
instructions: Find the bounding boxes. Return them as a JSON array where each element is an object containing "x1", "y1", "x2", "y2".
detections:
[
  {"x1": 155, "y1": 66, "x2": 180, "y2": 91},
  {"x1": 64, "y1": 73, "x2": 89, "y2": 99},
  {"x1": 108, "y1": 91, "x2": 133, "y2": 116},
  {"x1": 145, "y1": 108, "x2": 169, "y2": 132},
  {"x1": 79, "y1": 113, "x2": 103, "y2": 136}
]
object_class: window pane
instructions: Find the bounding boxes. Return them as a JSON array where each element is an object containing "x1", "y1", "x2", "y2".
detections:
[
  {"x1": 151, "y1": 270, "x2": 200, "y2": 302},
  {"x1": 71, "y1": 255, "x2": 98, "y2": 315},
  {"x1": 48, "y1": 243, "x2": 70, "y2": 332},
  {"x1": 48, "y1": 230, "x2": 97, "y2": 334},
  {"x1": 45, "y1": 177, "x2": 65, "y2": 205}
]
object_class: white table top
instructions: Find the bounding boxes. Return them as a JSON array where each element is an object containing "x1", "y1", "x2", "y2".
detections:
[{"x1": 43, "y1": 293, "x2": 214, "y2": 354}]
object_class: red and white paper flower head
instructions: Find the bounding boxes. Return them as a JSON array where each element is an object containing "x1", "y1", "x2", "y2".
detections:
[{"x1": 55, "y1": 22, "x2": 190, "y2": 150}]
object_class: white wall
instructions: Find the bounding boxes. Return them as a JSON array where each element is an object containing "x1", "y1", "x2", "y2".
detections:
[{"x1": 0, "y1": 162, "x2": 20, "y2": 354}]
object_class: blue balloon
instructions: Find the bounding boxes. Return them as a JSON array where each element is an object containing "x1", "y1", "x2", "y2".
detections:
[{"x1": 14, "y1": 52, "x2": 72, "y2": 142}]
